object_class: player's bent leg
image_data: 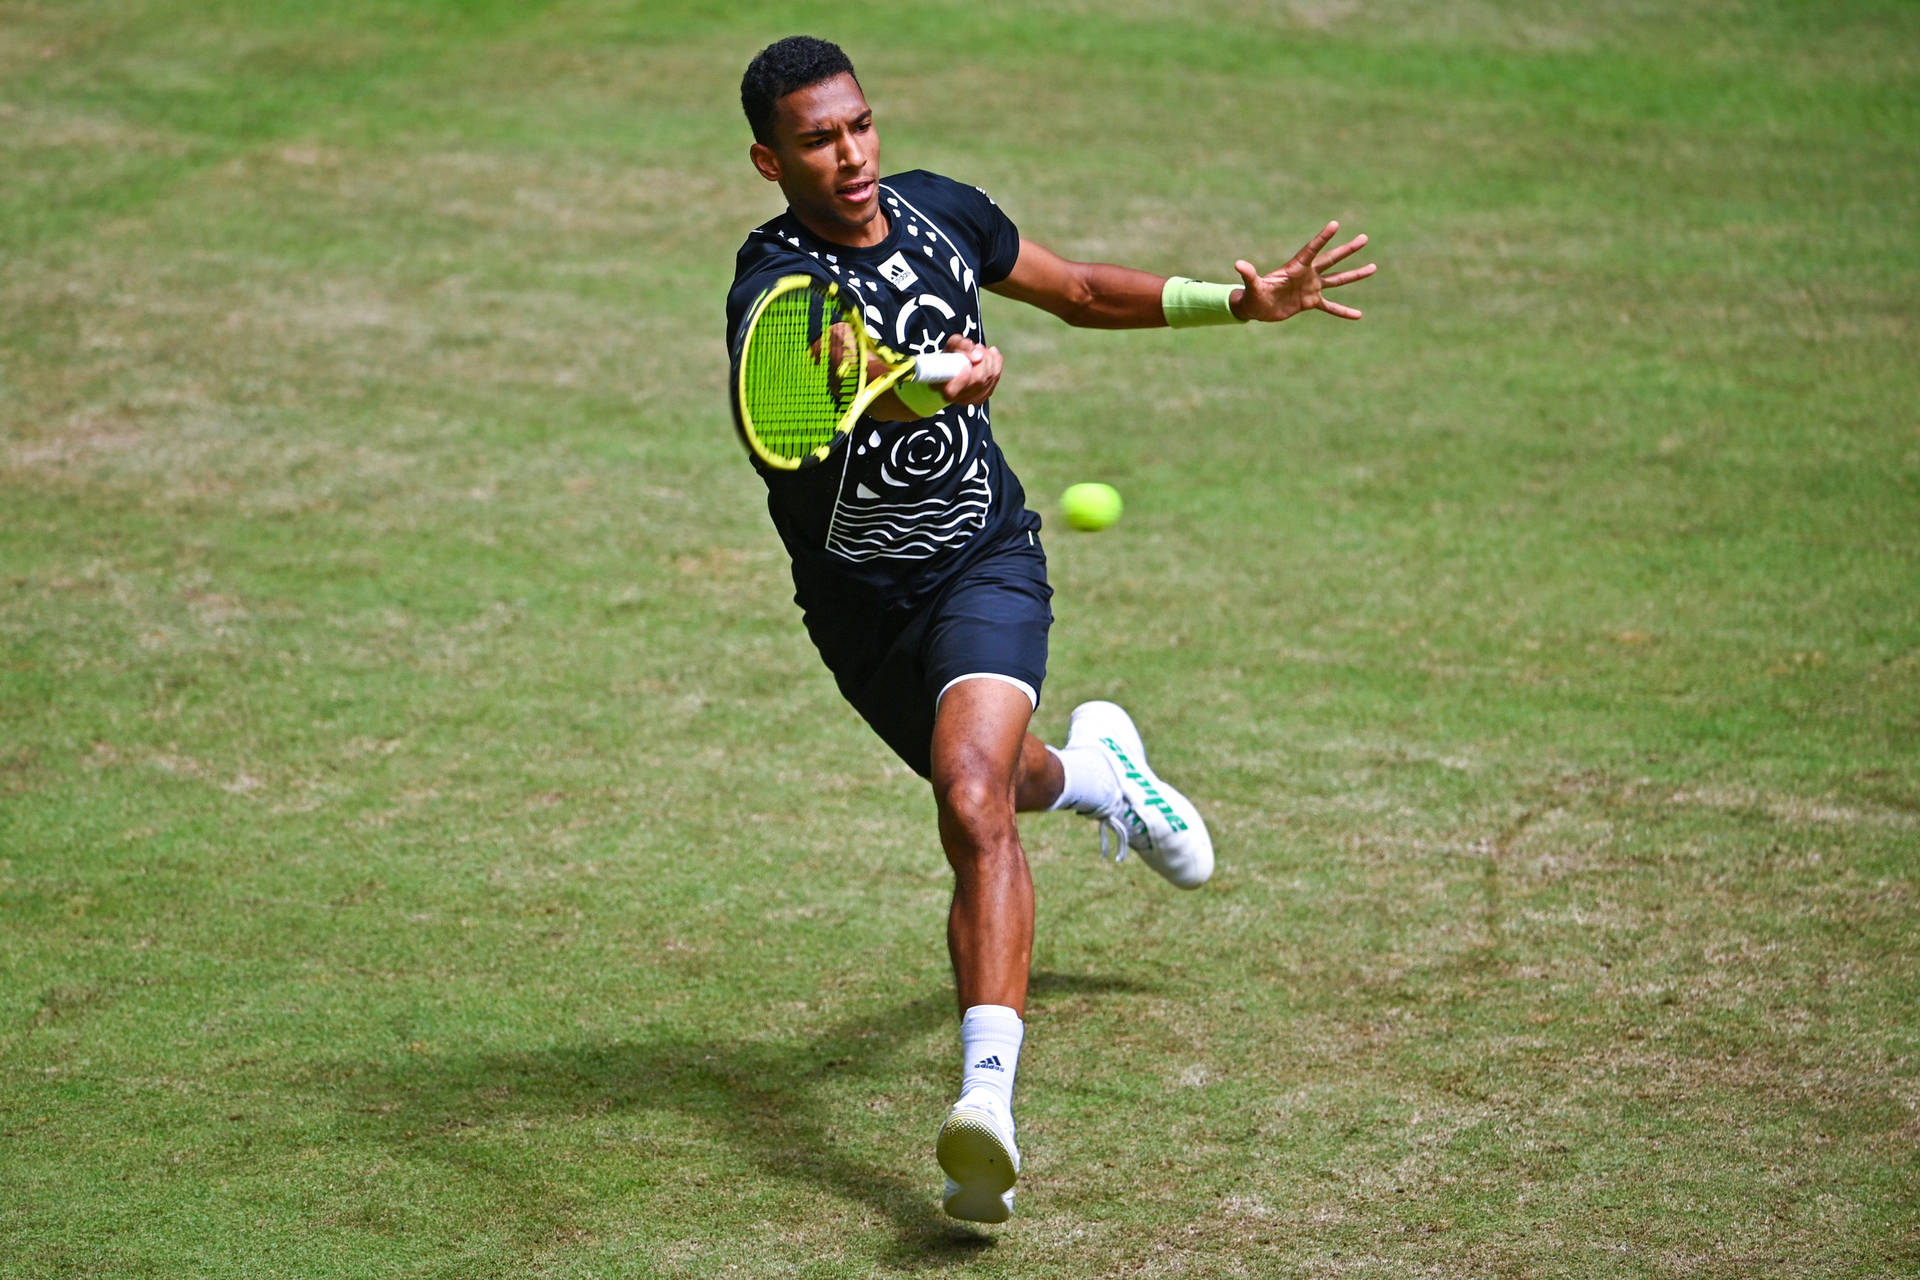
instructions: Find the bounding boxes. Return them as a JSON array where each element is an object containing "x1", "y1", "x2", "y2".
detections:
[
  {"x1": 929, "y1": 676, "x2": 1036, "y2": 1015},
  {"x1": 929, "y1": 676, "x2": 1037, "y2": 1222}
]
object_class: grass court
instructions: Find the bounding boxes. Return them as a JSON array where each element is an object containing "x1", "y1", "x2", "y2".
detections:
[{"x1": 2, "y1": 1, "x2": 1916, "y2": 1275}]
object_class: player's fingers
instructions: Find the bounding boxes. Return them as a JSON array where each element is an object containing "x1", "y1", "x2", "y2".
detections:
[
  {"x1": 946, "y1": 346, "x2": 1001, "y2": 402},
  {"x1": 1313, "y1": 233, "x2": 1369, "y2": 271},
  {"x1": 949, "y1": 375, "x2": 994, "y2": 405},
  {"x1": 1319, "y1": 299, "x2": 1364, "y2": 320},
  {"x1": 1234, "y1": 259, "x2": 1262, "y2": 287},
  {"x1": 977, "y1": 347, "x2": 1004, "y2": 392},
  {"x1": 1299, "y1": 220, "x2": 1339, "y2": 261},
  {"x1": 1321, "y1": 263, "x2": 1377, "y2": 288},
  {"x1": 938, "y1": 370, "x2": 975, "y2": 403}
]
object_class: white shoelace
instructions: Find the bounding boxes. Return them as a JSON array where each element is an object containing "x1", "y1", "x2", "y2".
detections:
[{"x1": 1085, "y1": 748, "x2": 1137, "y2": 863}]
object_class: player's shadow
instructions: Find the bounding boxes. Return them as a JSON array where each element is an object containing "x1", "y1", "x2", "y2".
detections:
[{"x1": 317, "y1": 970, "x2": 1149, "y2": 1265}]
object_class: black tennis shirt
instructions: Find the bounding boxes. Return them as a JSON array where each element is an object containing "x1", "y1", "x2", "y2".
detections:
[{"x1": 726, "y1": 170, "x2": 1040, "y2": 613}]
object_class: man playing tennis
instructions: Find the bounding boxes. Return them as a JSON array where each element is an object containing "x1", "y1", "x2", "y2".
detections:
[{"x1": 726, "y1": 35, "x2": 1374, "y2": 1224}]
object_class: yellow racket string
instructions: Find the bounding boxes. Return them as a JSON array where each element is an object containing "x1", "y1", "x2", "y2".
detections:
[{"x1": 738, "y1": 284, "x2": 866, "y2": 465}]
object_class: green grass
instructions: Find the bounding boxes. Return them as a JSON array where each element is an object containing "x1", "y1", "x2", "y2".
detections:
[{"x1": 3, "y1": 1, "x2": 1916, "y2": 1275}]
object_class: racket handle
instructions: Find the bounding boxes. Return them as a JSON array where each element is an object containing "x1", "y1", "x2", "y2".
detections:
[{"x1": 911, "y1": 351, "x2": 970, "y2": 384}]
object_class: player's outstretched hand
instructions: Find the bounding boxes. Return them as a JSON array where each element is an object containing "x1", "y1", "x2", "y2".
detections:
[
  {"x1": 938, "y1": 333, "x2": 1002, "y2": 405},
  {"x1": 1231, "y1": 221, "x2": 1376, "y2": 323}
]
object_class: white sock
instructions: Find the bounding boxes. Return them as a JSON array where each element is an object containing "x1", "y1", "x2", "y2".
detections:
[
  {"x1": 1046, "y1": 744, "x2": 1121, "y2": 814},
  {"x1": 960, "y1": 1004, "x2": 1024, "y2": 1111}
]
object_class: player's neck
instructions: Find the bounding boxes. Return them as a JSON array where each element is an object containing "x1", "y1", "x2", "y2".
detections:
[{"x1": 790, "y1": 205, "x2": 890, "y2": 250}]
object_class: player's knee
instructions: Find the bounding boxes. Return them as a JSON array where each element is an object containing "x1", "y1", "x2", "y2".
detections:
[{"x1": 935, "y1": 770, "x2": 1016, "y2": 846}]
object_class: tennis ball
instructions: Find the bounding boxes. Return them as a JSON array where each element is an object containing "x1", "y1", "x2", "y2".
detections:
[{"x1": 1061, "y1": 482, "x2": 1123, "y2": 532}]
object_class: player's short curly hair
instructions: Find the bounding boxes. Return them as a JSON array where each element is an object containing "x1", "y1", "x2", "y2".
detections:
[{"x1": 740, "y1": 35, "x2": 859, "y2": 145}]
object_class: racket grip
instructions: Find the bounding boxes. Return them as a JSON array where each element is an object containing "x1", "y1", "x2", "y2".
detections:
[{"x1": 911, "y1": 351, "x2": 971, "y2": 384}]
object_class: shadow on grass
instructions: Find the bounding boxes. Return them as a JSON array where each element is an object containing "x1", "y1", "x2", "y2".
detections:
[{"x1": 314, "y1": 970, "x2": 1151, "y2": 1268}]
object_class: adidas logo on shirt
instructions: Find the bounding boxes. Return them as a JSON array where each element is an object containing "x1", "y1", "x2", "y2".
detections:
[
  {"x1": 971, "y1": 1055, "x2": 1004, "y2": 1072},
  {"x1": 877, "y1": 250, "x2": 920, "y2": 292}
]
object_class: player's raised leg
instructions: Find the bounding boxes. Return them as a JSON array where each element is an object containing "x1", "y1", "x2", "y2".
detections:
[
  {"x1": 1019, "y1": 704, "x2": 1214, "y2": 888},
  {"x1": 929, "y1": 676, "x2": 1035, "y2": 1223},
  {"x1": 1012, "y1": 731, "x2": 1065, "y2": 814}
]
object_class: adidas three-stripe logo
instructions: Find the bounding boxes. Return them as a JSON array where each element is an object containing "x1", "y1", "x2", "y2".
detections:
[
  {"x1": 1100, "y1": 736, "x2": 1190, "y2": 836},
  {"x1": 972, "y1": 1055, "x2": 1004, "y2": 1072}
]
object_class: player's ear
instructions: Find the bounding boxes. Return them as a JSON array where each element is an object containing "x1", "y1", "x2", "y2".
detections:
[{"x1": 749, "y1": 142, "x2": 781, "y2": 183}]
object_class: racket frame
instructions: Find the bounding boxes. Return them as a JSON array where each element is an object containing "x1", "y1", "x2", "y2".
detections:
[{"x1": 733, "y1": 274, "x2": 957, "y2": 470}]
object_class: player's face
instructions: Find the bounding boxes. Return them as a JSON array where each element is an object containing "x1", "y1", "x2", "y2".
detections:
[{"x1": 750, "y1": 73, "x2": 885, "y2": 248}]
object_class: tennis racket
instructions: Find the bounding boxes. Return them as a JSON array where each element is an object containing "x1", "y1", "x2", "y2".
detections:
[{"x1": 731, "y1": 274, "x2": 970, "y2": 470}]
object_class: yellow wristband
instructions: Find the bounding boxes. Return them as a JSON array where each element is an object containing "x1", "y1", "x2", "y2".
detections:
[
  {"x1": 893, "y1": 376, "x2": 948, "y2": 419},
  {"x1": 1162, "y1": 277, "x2": 1245, "y2": 328}
]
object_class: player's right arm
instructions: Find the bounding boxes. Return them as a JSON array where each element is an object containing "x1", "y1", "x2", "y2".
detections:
[{"x1": 865, "y1": 334, "x2": 1002, "y2": 420}]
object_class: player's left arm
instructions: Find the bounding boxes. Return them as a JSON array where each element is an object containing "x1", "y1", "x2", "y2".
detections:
[{"x1": 987, "y1": 221, "x2": 1376, "y2": 328}]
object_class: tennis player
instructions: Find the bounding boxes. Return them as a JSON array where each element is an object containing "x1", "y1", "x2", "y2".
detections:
[{"x1": 726, "y1": 35, "x2": 1374, "y2": 1224}]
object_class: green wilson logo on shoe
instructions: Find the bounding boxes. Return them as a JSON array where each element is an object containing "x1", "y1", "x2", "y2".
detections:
[{"x1": 1100, "y1": 737, "x2": 1190, "y2": 835}]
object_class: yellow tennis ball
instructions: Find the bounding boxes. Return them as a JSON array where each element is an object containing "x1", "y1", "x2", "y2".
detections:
[{"x1": 1061, "y1": 482, "x2": 1123, "y2": 532}]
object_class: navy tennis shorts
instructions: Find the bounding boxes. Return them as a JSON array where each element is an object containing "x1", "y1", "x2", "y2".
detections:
[{"x1": 802, "y1": 529, "x2": 1053, "y2": 778}]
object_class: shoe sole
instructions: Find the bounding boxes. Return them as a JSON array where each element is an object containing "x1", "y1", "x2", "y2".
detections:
[{"x1": 938, "y1": 1112, "x2": 1018, "y2": 1224}]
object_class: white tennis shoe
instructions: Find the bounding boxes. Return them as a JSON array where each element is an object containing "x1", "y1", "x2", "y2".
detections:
[
  {"x1": 1067, "y1": 700, "x2": 1214, "y2": 889},
  {"x1": 937, "y1": 1091, "x2": 1020, "y2": 1224}
]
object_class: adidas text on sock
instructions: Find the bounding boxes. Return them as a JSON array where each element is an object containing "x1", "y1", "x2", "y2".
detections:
[{"x1": 959, "y1": 1004, "x2": 1024, "y2": 1109}]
